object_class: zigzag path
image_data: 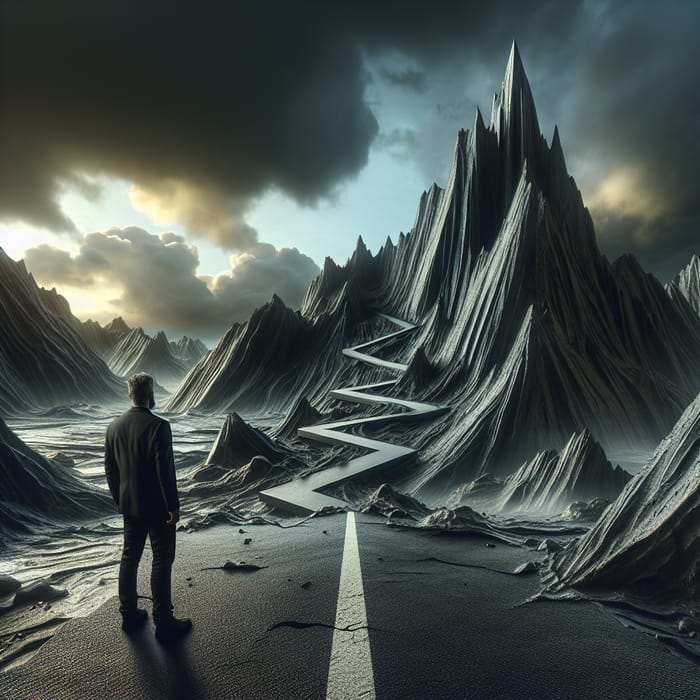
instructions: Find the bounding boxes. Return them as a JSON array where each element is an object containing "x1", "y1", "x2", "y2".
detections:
[{"x1": 259, "y1": 314, "x2": 447, "y2": 515}]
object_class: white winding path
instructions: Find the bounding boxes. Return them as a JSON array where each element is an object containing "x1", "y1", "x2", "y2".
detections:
[{"x1": 259, "y1": 314, "x2": 447, "y2": 515}]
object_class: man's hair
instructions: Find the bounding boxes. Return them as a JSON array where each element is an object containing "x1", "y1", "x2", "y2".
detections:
[{"x1": 127, "y1": 373, "x2": 154, "y2": 404}]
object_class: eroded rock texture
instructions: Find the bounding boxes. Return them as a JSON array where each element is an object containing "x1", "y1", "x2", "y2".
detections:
[
  {"x1": 0, "y1": 417, "x2": 111, "y2": 537},
  {"x1": 552, "y1": 393, "x2": 700, "y2": 599},
  {"x1": 163, "y1": 44, "x2": 700, "y2": 506},
  {"x1": 0, "y1": 249, "x2": 122, "y2": 413},
  {"x1": 107, "y1": 328, "x2": 188, "y2": 388}
]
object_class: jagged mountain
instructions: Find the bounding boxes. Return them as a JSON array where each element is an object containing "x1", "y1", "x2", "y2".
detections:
[
  {"x1": 170, "y1": 336, "x2": 208, "y2": 365},
  {"x1": 164, "y1": 43, "x2": 700, "y2": 507},
  {"x1": 107, "y1": 328, "x2": 188, "y2": 388},
  {"x1": 668, "y1": 254, "x2": 700, "y2": 316},
  {"x1": 552, "y1": 392, "x2": 700, "y2": 599},
  {"x1": 165, "y1": 294, "x2": 374, "y2": 414},
  {"x1": 206, "y1": 412, "x2": 285, "y2": 468},
  {"x1": 0, "y1": 248, "x2": 122, "y2": 413},
  {"x1": 296, "y1": 43, "x2": 700, "y2": 492},
  {"x1": 80, "y1": 319, "x2": 119, "y2": 356},
  {"x1": 104, "y1": 316, "x2": 131, "y2": 337},
  {"x1": 496, "y1": 430, "x2": 630, "y2": 514},
  {"x1": 79, "y1": 316, "x2": 132, "y2": 357},
  {"x1": 445, "y1": 430, "x2": 630, "y2": 515},
  {"x1": 272, "y1": 396, "x2": 323, "y2": 440},
  {"x1": 0, "y1": 417, "x2": 112, "y2": 537}
]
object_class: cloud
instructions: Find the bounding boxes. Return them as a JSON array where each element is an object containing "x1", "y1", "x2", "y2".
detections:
[
  {"x1": 128, "y1": 181, "x2": 259, "y2": 251},
  {"x1": 22, "y1": 227, "x2": 320, "y2": 342},
  {"x1": 2, "y1": 1, "x2": 699, "y2": 278},
  {"x1": 379, "y1": 67, "x2": 427, "y2": 92},
  {"x1": 0, "y1": 3, "x2": 379, "y2": 244},
  {"x1": 24, "y1": 244, "x2": 95, "y2": 287},
  {"x1": 376, "y1": 102, "x2": 466, "y2": 185}
]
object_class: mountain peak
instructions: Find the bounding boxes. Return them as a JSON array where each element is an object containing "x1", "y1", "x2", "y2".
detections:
[{"x1": 490, "y1": 40, "x2": 540, "y2": 144}]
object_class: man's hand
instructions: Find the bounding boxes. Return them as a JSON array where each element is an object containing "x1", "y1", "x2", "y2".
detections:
[{"x1": 166, "y1": 510, "x2": 180, "y2": 526}]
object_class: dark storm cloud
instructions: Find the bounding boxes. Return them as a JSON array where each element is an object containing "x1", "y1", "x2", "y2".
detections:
[
  {"x1": 1, "y1": 1, "x2": 698, "y2": 277},
  {"x1": 379, "y1": 67, "x2": 427, "y2": 93},
  {"x1": 0, "y1": 1, "x2": 379, "y2": 244},
  {"x1": 23, "y1": 228, "x2": 319, "y2": 341},
  {"x1": 357, "y1": 0, "x2": 700, "y2": 279}
]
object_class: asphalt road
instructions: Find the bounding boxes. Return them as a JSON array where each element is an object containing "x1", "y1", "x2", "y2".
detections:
[{"x1": 1, "y1": 513, "x2": 698, "y2": 699}]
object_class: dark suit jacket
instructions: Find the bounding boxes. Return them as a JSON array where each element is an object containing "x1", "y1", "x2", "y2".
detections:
[{"x1": 104, "y1": 406, "x2": 180, "y2": 522}]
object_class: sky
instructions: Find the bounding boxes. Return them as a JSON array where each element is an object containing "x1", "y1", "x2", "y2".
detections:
[{"x1": 1, "y1": 1, "x2": 698, "y2": 344}]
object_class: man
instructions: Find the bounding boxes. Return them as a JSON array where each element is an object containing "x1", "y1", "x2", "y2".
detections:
[{"x1": 105, "y1": 372, "x2": 191, "y2": 642}]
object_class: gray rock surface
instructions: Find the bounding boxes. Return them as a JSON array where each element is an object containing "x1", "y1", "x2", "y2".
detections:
[{"x1": 0, "y1": 249, "x2": 122, "y2": 413}]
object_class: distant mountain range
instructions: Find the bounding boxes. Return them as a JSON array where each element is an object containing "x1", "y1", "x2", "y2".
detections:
[
  {"x1": 668, "y1": 254, "x2": 700, "y2": 316},
  {"x1": 107, "y1": 328, "x2": 189, "y2": 389},
  {"x1": 0, "y1": 247, "x2": 209, "y2": 410}
]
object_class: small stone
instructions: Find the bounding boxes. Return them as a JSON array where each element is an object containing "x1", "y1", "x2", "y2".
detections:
[
  {"x1": 244, "y1": 538, "x2": 252, "y2": 545},
  {"x1": 678, "y1": 617, "x2": 698, "y2": 635},
  {"x1": 513, "y1": 562, "x2": 538, "y2": 575},
  {"x1": 301, "y1": 581, "x2": 312, "y2": 589},
  {"x1": 287, "y1": 578, "x2": 292, "y2": 582},
  {"x1": 377, "y1": 557, "x2": 383, "y2": 561},
  {"x1": 486, "y1": 543, "x2": 496, "y2": 549},
  {"x1": 186, "y1": 577, "x2": 192, "y2": 582},
  {"x1": 323, "y1": 530, "x2": 328, "y2": 535},
  {"x1": 239, "y1": 529, "x2": 247, "y2": 534}
]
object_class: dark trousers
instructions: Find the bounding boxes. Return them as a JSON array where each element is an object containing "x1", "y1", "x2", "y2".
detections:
[{"x1": 119, "y1": 515, "x2": 176, "y2": 623}]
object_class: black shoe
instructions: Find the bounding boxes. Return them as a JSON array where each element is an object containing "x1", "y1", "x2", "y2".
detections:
[
  {"x1": 155, "y1": 617, "x2": 192, "y2": 643},
  {"x1": 121, "y1": 608, "x2": 148, "y2": 633}
]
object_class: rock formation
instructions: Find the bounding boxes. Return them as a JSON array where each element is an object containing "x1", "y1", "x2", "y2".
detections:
[
  {"x1": 206, "y1": 412, "x2": 286, "y2": 468},
  {"x1": 0, "y1": 417, "x2": 112, "y2": 538},
  {"x1": 170, "y1": 336, "x2": 208, "y2": 365},
  {"x1": 0, "y1": 248, "x2": 122, "y2": 413},
  {"x1": 79, "y1": 316, "x2": 132, "y2": 357},
  {"x1": 552, "y1": 392, "x2": 700, "y2": 599},
  {"x1": 107, "y1": 328, "x2": 188, "y2": 388},
  {"x1": 668, "y1": 254, "x2": 700, "y2": 316},
  {"x1": 444, "y1": 430, "x2": 630, "y2": 516},
  {"x1": 272, "y1": 396, "x2": 323, "y2": 440},
  {"x1": 496, "y1": 430, "x2": 631, "y2": 514},
  {"x1": 161, "y1": 43, "x2": 700, "y2": 508},
  {"x1": 165, "y1": 295, "x2": 353, "y2": 414}
]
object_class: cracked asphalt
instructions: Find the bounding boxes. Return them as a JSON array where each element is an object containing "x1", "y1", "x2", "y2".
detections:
[{"x1": 1, "y1": 513, "x2": 698, "y2": 699}]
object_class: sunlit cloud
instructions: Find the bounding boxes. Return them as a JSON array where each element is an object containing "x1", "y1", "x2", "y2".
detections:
[
  {"x1": 586, "y1": 165, "x2": 673, "y2": 247},
  {"x1": 129, "y1": 180, "x2": 259, "y2": 252},
  {"x1": 21, "y1": 227, "x2": 319, "y2": 343},
  {"x1": 0, "y1": 224, "x2": 79, "y2": 261}
]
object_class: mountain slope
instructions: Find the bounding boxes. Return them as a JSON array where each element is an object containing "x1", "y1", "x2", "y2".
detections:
[
  {"x1": 0, "y1": 248, "x2": 122, "y2": 413},
  {"x1": 0, "y1": 417, "x2": 112, "y2": 537},
  {"x1": 170, "y1": 336, "x2": 208, "y2": 365},
  {"x1": 552, "y1": 392, "x2": 700, "y2": 599},
  {"x1": 164, "y1": 43, "x2": 700, "y2": 507},
  {"x1": 107, "y1": 328, "x2": 188, "y2": 387},
  {"x1": 668, "y1": 254, "x2": 700, "y2": 316},
  {"x1": 497, "y1": 430, "x2": 630, "y2": 514}
]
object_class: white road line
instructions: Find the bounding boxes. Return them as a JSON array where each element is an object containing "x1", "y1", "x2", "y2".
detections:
[{"x1": 326, "y1": 512, "x2": 376, "y2": 700}]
